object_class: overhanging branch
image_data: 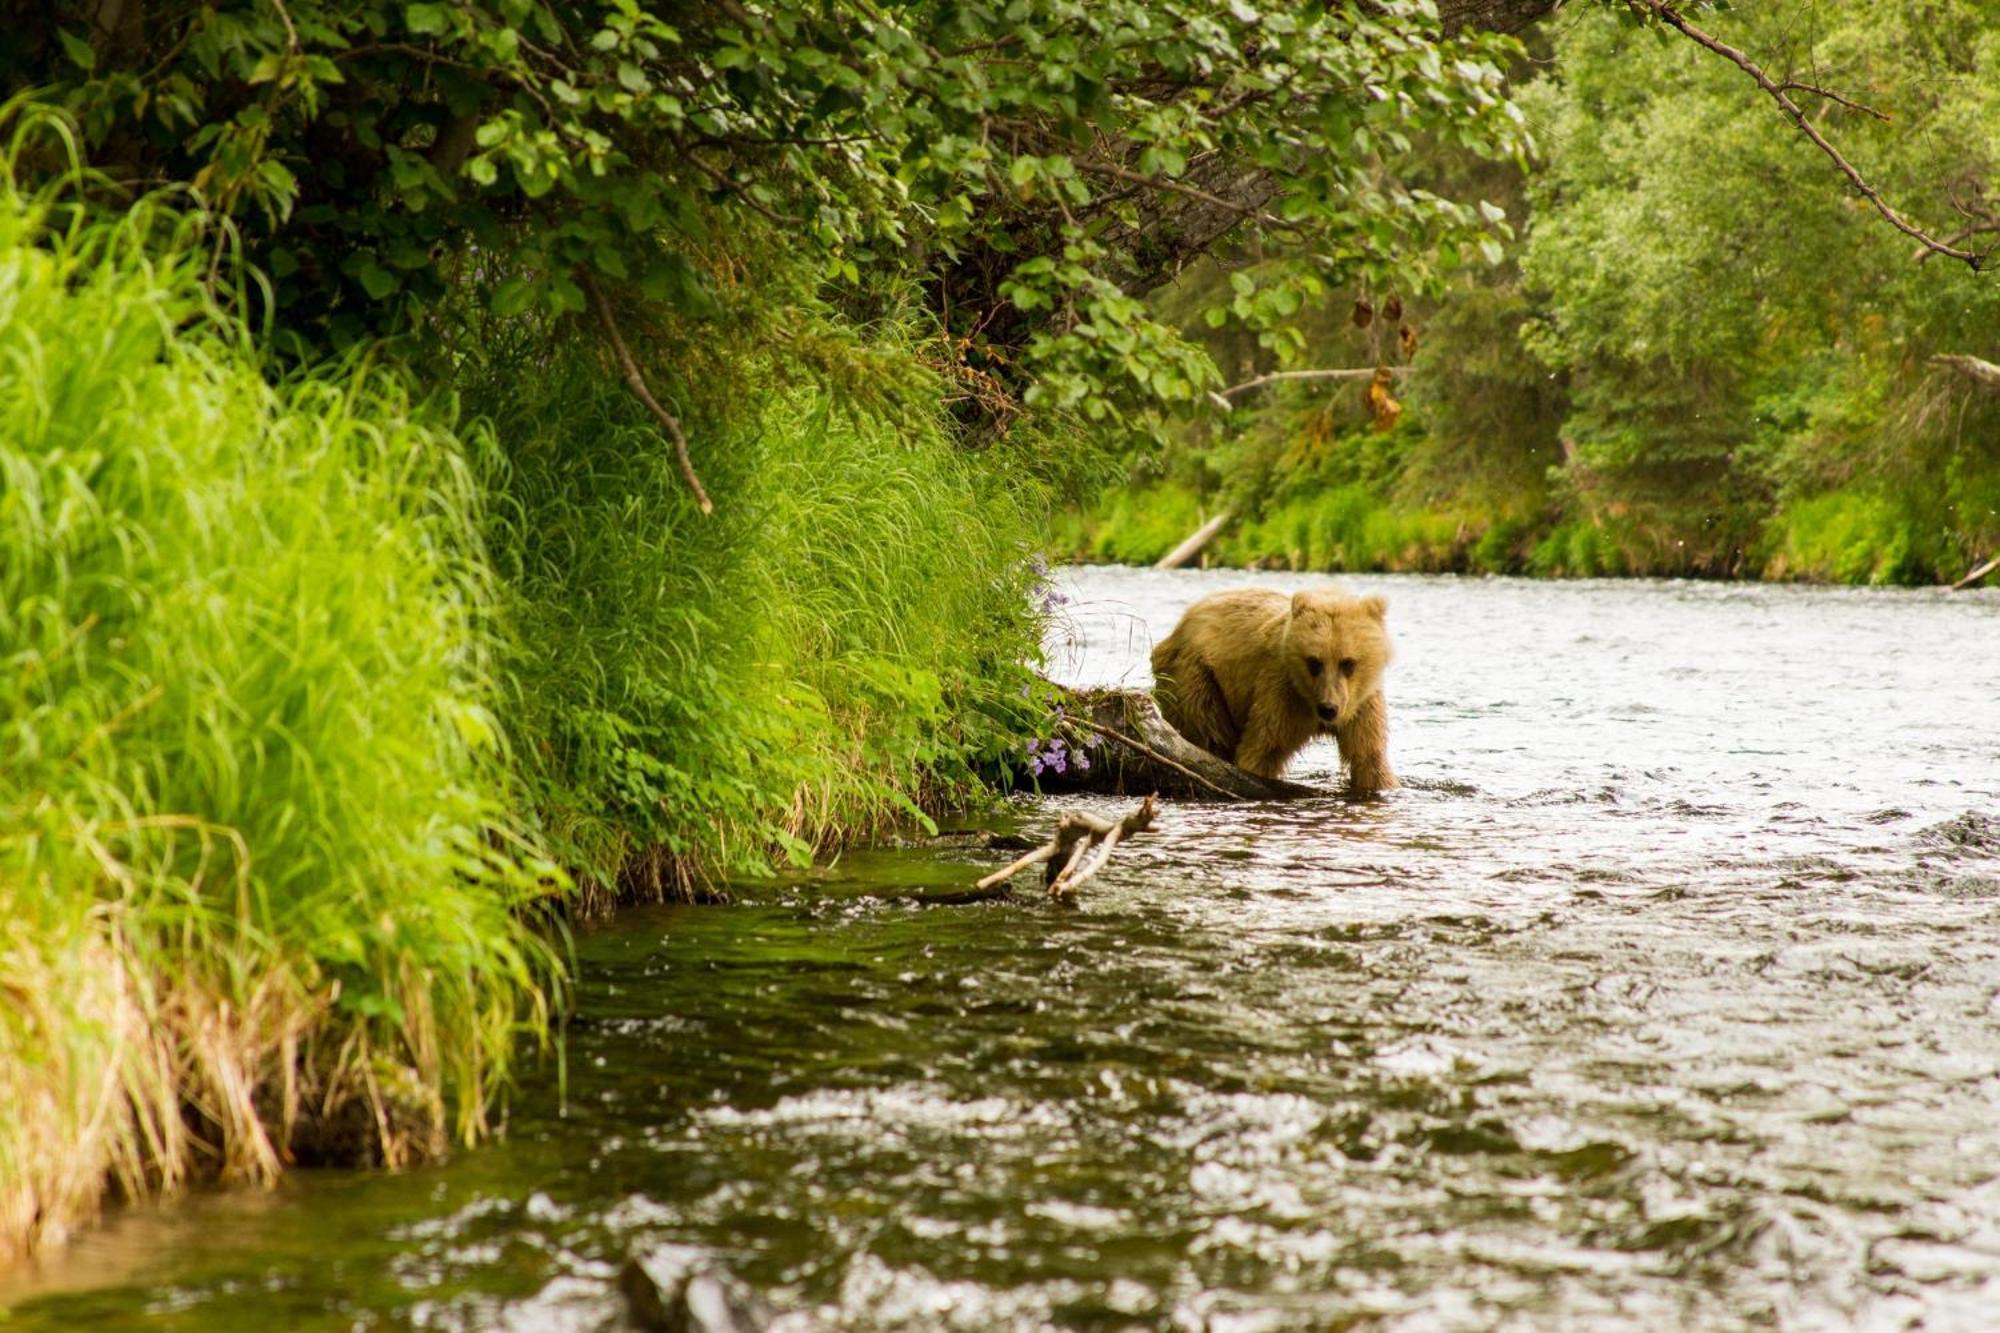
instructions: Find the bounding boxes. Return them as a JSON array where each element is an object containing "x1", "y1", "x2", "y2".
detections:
[{"x1": 1636, "y1": 0, "x2": 1988, "y2": 273}]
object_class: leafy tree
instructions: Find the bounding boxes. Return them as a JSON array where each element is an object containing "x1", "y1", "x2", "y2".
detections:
[{"x1": 6, "y1": 0, "x2": 1534, "y2": 460}]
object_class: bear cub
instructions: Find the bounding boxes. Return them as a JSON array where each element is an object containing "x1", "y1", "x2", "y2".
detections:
[{"x1": 1150, "y1": 586, "x2": 1396, "y2": 793}]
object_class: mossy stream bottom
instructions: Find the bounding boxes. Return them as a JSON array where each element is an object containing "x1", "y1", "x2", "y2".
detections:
[{"x1": 7, "y1": 569, "x2": 2000, "y2": 1330}]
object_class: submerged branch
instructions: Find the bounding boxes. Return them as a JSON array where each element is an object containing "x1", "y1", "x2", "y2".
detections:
[{"x1": 973, "y1": 795, "x2": 1160, "y2": 901}]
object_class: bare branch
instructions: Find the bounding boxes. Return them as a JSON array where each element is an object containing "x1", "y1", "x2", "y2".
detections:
[
  {"x1": 1064, "y1": 157, "x2": 1301, "y2": 235},
  {"x1": 1212, "y1": 365, "x2": 1412, "y2": 408},
  {"x1": 1637, "y1": 0, "x2": 1986, "y2": 272},
  {"x1": 1075, "y1": 718, "x2": 1244, "y2": 802},
  {"x1": 1933, "y1": 353, "x2": 2000, "y2": 393},
  {"x1": 1951, "y1": 554, "x2": 1999, "y2": 591},
  {"x1": 1775, "y1": 80, "x2": 1889, "y2": 122},
  {"x1": 581, "y1": 270, "x2": 716, "y2": 516}
]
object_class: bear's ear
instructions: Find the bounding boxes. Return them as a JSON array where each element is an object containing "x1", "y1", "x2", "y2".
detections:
[
  {"x1": 1360, "y1": 593, "x2": 1388, "y2": 621},
  {"x1": 1289, "y1": 589, "x2": 1316, "y2": 617}
]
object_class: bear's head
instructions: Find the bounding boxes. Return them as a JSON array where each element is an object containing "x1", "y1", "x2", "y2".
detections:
[{"x1": 1279, "y1": 588, "x2": 1391, "y2": 727}]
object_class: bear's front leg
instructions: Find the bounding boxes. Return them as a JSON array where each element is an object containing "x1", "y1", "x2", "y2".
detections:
[
  {"x1": 1336, "y1": 691, "x2": 1397, "y2": 796},
  {"x1": 1234, "y1": 692, "x2": 1295, "y2": 779}
]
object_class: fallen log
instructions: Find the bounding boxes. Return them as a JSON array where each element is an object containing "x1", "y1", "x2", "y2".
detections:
[
  {"x1": 1032, "y1": 685, "x2": 1324, "y2": 802},
  {"x1": 1952, "y1": 553, "x2": 1999, "y2": 590},
  {"x1": 1155, "y1": 509, "x2": 1235, "y2": 570}
]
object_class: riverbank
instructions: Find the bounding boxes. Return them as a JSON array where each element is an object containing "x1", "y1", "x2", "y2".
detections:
[
  {"x1": 1055, "y1": 480, "x2": 1999, "y2": 585},
  {"x1": 0, "y1": 154, "x2": 1050, "y2": 1261}
]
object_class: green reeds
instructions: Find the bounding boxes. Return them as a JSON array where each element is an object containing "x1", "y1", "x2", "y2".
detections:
[
  {"x1": 0, "y1": 128, "x2": 559, "y2": 1257},
  {"x1": 469, "y1": 323, "x2": 1046, "y2": 906}
]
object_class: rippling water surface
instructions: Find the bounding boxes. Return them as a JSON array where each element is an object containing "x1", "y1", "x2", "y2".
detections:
[{"x1": 7, "y1": 567, "x2": 2000, "y2": 1330}]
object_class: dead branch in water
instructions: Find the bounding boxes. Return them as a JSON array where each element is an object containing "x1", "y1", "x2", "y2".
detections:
[
  {"x1": 1155, "y1": 509, "x2": 1235, "y2": 570},
  {"x1": 1040, "y1": 686, "x2": 1323, "y2": 802},
  {"x1": 975, "y1": 795, "x2": 1160, "y2": 901},
  {"x1": 1075, "y1": 717, "x2": 1243, "y2": 802}
]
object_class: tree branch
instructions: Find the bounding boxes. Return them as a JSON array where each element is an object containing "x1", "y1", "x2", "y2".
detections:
[
  {"x1": 1932, "y1": 353, "x2": 2000, "y2": 392},
  {"x1": 1774, "y1": 80, "x2": 1889, "y2": 122},
  {"x1": 581, "y1": 270, "x2": 716, "y2": 515},
  {"x1": 1637, "y1": 0, "x2": 1987, "y2": 272},
  {"x1": 1214, "y1": 365, "x2": 1412, "y2": 402}
]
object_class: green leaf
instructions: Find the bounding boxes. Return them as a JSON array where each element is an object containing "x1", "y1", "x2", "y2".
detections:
[
  {"x1": 489, "y1": 277, "x2": 536, "y2": 317},
  {"x1": 405, "y1": 3, "x2": 450, "y2": 35},
  {"x1": 356, "y1": 262, "x2": 399, "y2": 300},
  {"x1": 57, "y1": 28, "x2": 95, "y2": 72}
]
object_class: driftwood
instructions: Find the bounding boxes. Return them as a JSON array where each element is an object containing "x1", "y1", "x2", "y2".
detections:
[
  {"x1": 1034, "y1": 686, "x2": 1323, "y2": 802},
  {"x1": 1934, "y1": 355, "x2": 2000, "y2": 392},
  {"x1": 1155, "y1": 509, "x2": 1235, "y2": 570},
  {"x1": 976, "y1": 795, "x2": 1159, "y2": 901},
  {"x1": 1953, "y1": 554, "x2": 1999, "y2": 590}
]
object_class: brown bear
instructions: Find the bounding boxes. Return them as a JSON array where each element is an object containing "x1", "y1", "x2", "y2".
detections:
[{"x1": 1149, "y1": 586, "x2": 1396, "y2": 793}]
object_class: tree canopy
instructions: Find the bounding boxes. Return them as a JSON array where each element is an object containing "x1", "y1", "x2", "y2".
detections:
[{"x1": 7, "y1": 0, "x2": 1542, "y2": 435}]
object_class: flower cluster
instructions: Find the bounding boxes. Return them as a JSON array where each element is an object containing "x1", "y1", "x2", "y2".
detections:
[
  {"x1": 1028, "y1": 553, "x2": 1069, "y2": 615},
  {"x1": 1025, "y1": 734, "x2": 1090, "y2": 776}
]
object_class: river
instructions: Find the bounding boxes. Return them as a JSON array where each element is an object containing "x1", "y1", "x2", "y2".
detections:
[{"x1": 5, "y1": 566, "x2": 1999, "y2": 1330}]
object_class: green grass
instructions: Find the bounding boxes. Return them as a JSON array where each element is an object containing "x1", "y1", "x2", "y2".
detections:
[
  {"x1": 0, "y1": 117, "x2": 1057, "y2": 1259},
  {"x1": 466, "y1": 319, "x2": 1047, "y2": 906},
  {"x1": 1064, "y1": 481, "x2": 1506, "y2": 573},
  {"x1": 0, "y1": 141, "x2": 559, "y2": 1257},
  {"x1": 1762, "y1": 491, "x2": 1929, "y2": 585}
]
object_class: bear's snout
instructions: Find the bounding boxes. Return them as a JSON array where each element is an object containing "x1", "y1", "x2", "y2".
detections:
[{"x1": 1317, "y1": 703, "x2": 1339, "y2": 723}]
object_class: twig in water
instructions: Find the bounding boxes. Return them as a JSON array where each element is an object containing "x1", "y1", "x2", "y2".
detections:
[{"x1": 973, "y1": 795, "x2": 1161, "y2": 902}]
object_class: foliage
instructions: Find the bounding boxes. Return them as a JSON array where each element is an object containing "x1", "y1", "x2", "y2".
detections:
[
  {"x1": 3, "y1": 0, "x2": 1526, "y2": 437},
  {"x1": 463, "y1": 281, "x2": 1050, "y2": 905},
  {"x1": 0, "y1": 138, "x2": 559, "y2": 1256},
  {"x1": 1516, "y1": 0, "x2": 2000, "y2": 569},
  {"x1": 1071, "y1": 0, "x2": 2000, "y2": 585}
]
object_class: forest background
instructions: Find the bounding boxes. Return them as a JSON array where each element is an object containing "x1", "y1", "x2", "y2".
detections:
[{"x1": 1073, "y1": 0, "x2": 2000, "y2": 582}]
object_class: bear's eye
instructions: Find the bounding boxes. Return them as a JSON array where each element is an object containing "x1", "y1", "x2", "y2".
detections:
[
  {"x1": 1338, "y1": 657, "x2": 1357, "y2": 677},
  {"x1": 1305, "y1": 656, "x2": 1323, "y2": 677}
]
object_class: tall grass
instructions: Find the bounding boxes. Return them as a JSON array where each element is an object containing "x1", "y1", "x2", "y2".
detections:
[
  {"x1": 0, "y1": 138, "x2": 559, "y2": 1257},
  {"x1": 461, "y1": 312, "x2": 1047, "y2": 906}
]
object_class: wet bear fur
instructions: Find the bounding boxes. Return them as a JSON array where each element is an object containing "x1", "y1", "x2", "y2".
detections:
[{"x1": 1149, "y1": 586, "x2": 1396, "y2": 793}]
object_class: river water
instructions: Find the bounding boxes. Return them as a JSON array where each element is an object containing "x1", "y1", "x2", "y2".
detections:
[{"x1": 6, "y1": 566, "x2": 2000, "y2": 1330}]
